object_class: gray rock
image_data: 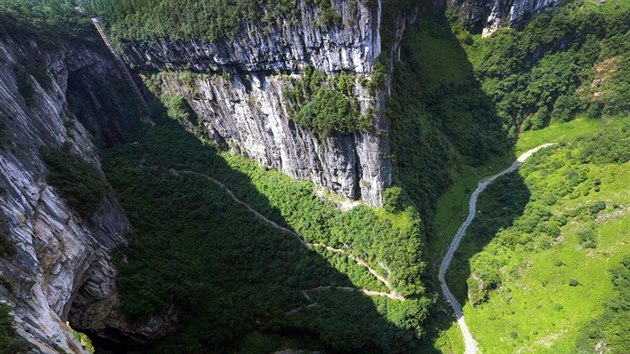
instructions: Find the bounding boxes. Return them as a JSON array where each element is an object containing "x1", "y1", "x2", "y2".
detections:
[
  {"x1": 0, "y1": 32, "x2": 172, "y2": 353},
  {"x1": 123, "y1": 1, "x2": 381, "y2": 74},
  {"x1": 121, "y1": 0, "x2": 418, "y2": 206},
  {"x1": 449, "y1": 0, "x2": 563, "y2": 34}
]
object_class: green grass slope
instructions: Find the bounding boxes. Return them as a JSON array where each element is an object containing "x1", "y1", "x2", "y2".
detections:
[
  {"x1": 460, "y1": 117, "x2": 629, "y2": 352},
  {"x1": 425, "y1": 115, "x2": 628, "y2": 353},
  {"x1": 410, "y1": 0, "x2": 629, "y2": 351}
]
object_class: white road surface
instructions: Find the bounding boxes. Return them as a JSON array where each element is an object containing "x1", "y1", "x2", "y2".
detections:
[{"x1": 438, "y1": 144, "x2": 554, "y2": 354}]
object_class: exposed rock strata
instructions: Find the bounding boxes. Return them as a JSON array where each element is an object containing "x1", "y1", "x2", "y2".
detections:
[
  {"x1": 449, "y1": 0, "x2": 563, "y2": 34},
  {"x1": 0, "y1": 32, "x2": 167, "y2": 353},
  {"x1": 121, "y1": 0, "x2": 410, "y2": 206},
  {"x1": 123, "y1": 1, "x2": 381, "y2": 74}
]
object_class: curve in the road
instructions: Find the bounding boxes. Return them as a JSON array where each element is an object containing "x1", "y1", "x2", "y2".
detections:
[
  {"x1": 166, "y1": 168, "x2": 404, "y2": 300},
  {"x1": 438, "y1": 144, "x2": 554, "y2": 354}
]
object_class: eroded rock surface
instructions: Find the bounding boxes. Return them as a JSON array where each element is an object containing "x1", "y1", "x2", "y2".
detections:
[
  {"x1": 0, "y1": 30, "x2": 172, "y2": 353},
  {"x1": 449, "y1": 0, "x2": 563, "y2": 34},
  {"x1": 120, "y1": 0, "x2": 419, "y2": 206}
]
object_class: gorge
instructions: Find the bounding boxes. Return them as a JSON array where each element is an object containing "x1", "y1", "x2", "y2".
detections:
[{"x1": 0, "y1": 0, "x2": 628, "y2": 353}]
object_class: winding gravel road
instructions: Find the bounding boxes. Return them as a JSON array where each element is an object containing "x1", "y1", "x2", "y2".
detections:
[{"x1": 438, "y1": 144, "x2": 554, "y2": 354}]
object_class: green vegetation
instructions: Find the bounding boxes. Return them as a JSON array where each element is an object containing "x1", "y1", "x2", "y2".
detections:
[
  {"x1": 0, "y1": 304, "x2": 28, "y2": 353},
  {"x1": 577, "y1": 255, "x2": 630, "y2": 353},
  {"x1": 387, "y1": 16, "x2": 507, "y2": 221},
  {"x1": 161, "y1": 94, "x2": 190, "y2": 122},
  {"x1": 86, "y1": 0, "x2": 342, "y2": 43},
  {"x1": 0, "y1": 121, "x2": 8, "y2": 146},
  {"x1": 43, "y1": 144, "x2": 107, "y2": 218},
  {"x1": 0, "y1": 0, "x2": 93, "y2": 38},
  {"x1": 285, "y1": 68, "x2": 369, "y2": 139},
  {"x1": 441, "y1": 118, "x2": 630, "y2": 352},
  {"x1": 452, "y1": 0, "x2": 630, "y2": 134},
  {"x1": 68, "y1": 326, "x2": 94, "y2": 354},
  {"x1": 515, "y1": 114, "x2": 611, "y2": 153},
  {"x1": 398, "y1": 2, "x2": 629, "y2": 350},
  {"x1": 380, "y1": 0, "x2": 419, "y2": 53},
  {"x1": 102, "y1": 103, "x2": 429, "y2": 351},
  {"x1": 152, "y1": 68, "x2": 371, "y2": 140},
  {"x1": 223, "y1": 156, "x2": 426, "y2": 297},
  {"x1": 12, "y1": 56, "x2": 52, "y2": 106},
  {"x1": 0, "y1": 213, "x2": 16, "y2": 259},
  {"x1": 383, "y1": 16, "x2": 512, "y2": 352},
  {"x1": 14, "y1": 66, "x2": 34, "y2": 107}
]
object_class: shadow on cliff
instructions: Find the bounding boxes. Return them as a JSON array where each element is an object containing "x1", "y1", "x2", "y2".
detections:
[
  {"x1": 67, "y1": 74, "x2": 418, "y2": 353},
  {"x1": 384, "y1": 10, "x2": 531, "y2": 353}
]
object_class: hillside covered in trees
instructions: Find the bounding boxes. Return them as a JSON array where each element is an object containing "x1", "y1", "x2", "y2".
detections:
[{"x1": 0, "y1": 0, "x2": 627, "y2": 353}]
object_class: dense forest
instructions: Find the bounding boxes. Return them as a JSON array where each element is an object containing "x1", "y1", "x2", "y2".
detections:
[
  {"x1": 387, "y1": 15, "x2": 508, "y2": 223},
  {"x1": 0, "y1": 0, "x2": 93, "y2": 38},
  {"x1": 84, "y1": 0, "x2": 351, "y2": 42},
  {"x1": 454, "y1": 0, "x2": 629, "y2": 135},
  {"x1": 385, "y1": 0, "x2": 629, "y2": 351},
  {"x1": 100, "y1": 108, "x2": 429, "y2": 352}
]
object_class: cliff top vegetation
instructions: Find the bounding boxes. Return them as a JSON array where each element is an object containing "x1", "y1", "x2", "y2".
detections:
[{"x1": 84, "y1": 0, "x2": 344, "y2": 42}]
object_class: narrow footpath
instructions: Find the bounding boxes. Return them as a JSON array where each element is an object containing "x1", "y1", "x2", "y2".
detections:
[
  {"x1": 438, "y1": 144, "x2": 554, "y2": 354},
  {"x1": 166, "y1": 168, "x2": 405, "y2": 304}
]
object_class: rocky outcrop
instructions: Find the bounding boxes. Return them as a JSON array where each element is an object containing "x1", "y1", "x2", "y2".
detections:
[
  {"x1": 449, "y1": 0, "x2": 563, "y2": 35},
  {"x1": 0, "y1": 30, "x2": 163, "y2": 353},
  {"x1": 120, "y1": 0, "x2": 415, "y2": 206},
  {"x1": 123, "y1": 1, "x2": 381, "y2": 74}
]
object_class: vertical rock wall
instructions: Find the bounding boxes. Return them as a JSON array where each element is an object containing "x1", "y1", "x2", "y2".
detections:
[
  {"x1": 0, "y1": 33, "x2": 131, "y2": 353},
  {"x1": 122, "y1": 0, "x2": 403, "y2": 206}
]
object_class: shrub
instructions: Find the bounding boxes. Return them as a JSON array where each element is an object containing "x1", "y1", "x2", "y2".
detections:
[
  {"x1": 0, "y1": 304, "x2": 28, "y2": 353},
  {"x1": 0, "y1": 213, "x2": 16, "y2": 258},
  {"x1": 0, "y1": 121, "x2": 8, "y2": 146},
  {"x1": 14, "y1": 66, "x2": 34, "y2": 107},
  {"x1": 383, "y1": 186, "x2": 407, "y2": 213},
  {"x1": 568, "y1": 279, "x2": 580, "y2": 287},
  {"x1": 20, "y1": 56, "x2": 51, "y2": 90},
  {"x1": 285, "y1": 68, "x2": 370, "y2": 139},
  {"x1": 161, "y1": 94, "x2": 190, "y2": 122},
  {"x1": 43, "y1": 145, "x2": 107, "y2": 218},
  {"x1": 368, "y1": 60, "x2": 387, "y2": 94},
  {"x1": 522, "y1": 107, "x2": 548, "y2": 131},
  {"x1": 578, "y1": 229, "x2": 597, "y2": 248},
  {"x1": 550, "y1": 93, "x2": 579, "y2": 123},
  {"x1": 589, "y1": 201, "x2": 606, "y2": 216}
]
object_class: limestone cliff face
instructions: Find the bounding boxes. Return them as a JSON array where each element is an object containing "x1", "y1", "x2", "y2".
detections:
[
  {"x1": 121, "y1": 0, "x2": 416, "y2": 206},
  {"x1": 449, "y1": 0, "x2": 563, "y2": 34},
  {"x1": 0, "y1": 32, "x2": 167, "y2": 353},
  {"x1": 124, "y1": 1, "x2": 381, "y2": 75}
]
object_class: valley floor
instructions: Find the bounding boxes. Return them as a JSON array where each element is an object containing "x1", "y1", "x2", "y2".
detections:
[{"x1": 426, "y1": 116, "x2": 630, "y2": 353}]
